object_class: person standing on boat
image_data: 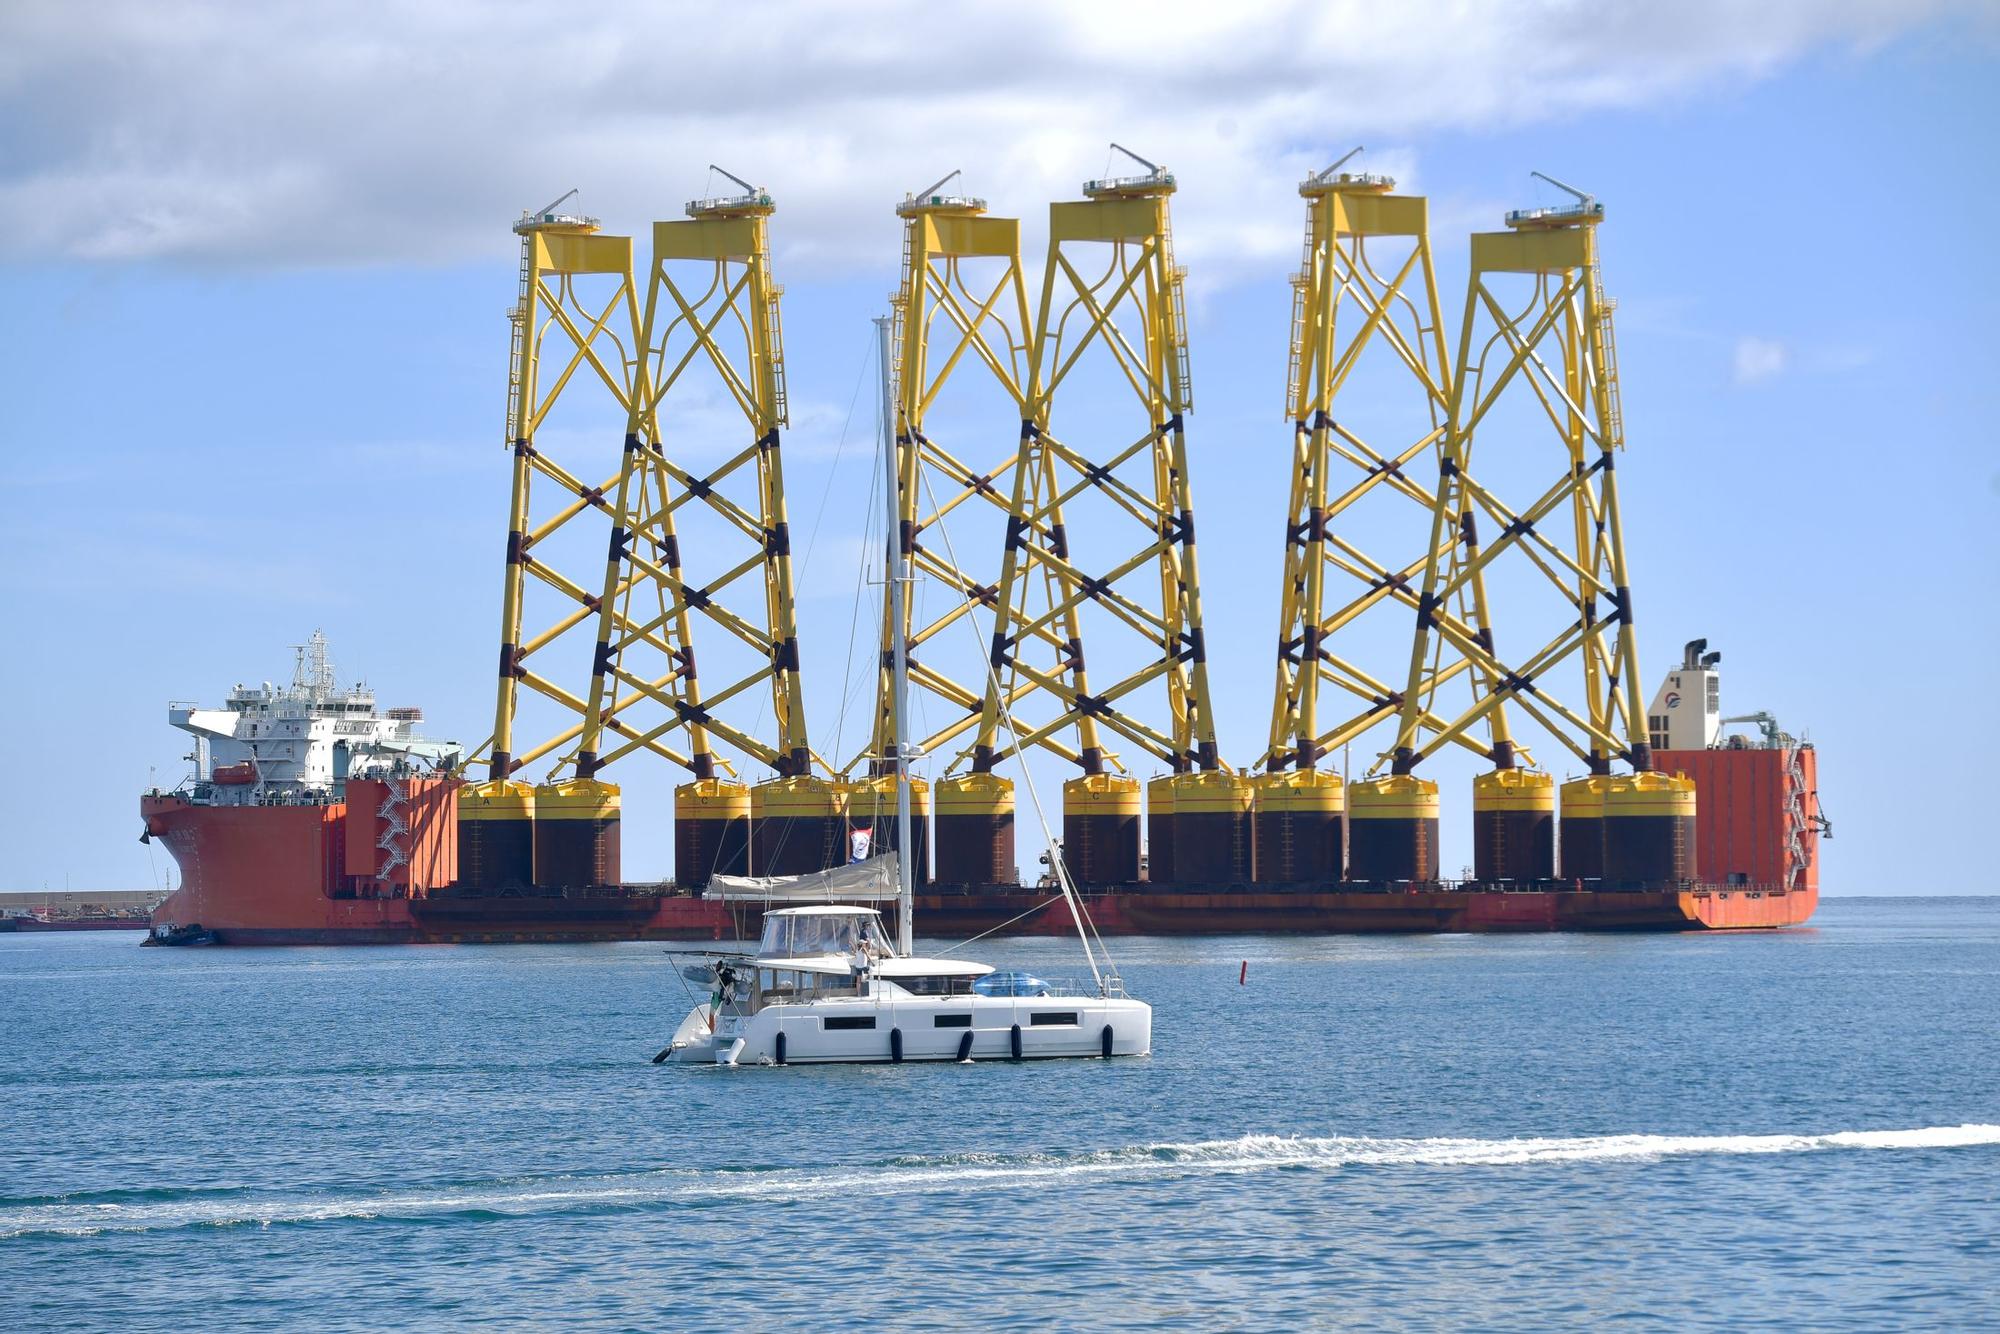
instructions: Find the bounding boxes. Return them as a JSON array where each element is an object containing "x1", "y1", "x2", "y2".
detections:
[{"x1": 709, "y1": 962, "x2": 739, "y2": 1029}]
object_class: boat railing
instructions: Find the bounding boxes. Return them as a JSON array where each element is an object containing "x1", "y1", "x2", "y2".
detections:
[
  {"x1": 992, "y1": 976, "x2": 1126, "y2": 1000},
  {"x1": 747, "y1": 976, "x2": 1127, "y2": 1004}
]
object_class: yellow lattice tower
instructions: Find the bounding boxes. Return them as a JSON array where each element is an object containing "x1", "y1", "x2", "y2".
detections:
[
  {"x1": 487, "y1": 199, "x2": 648, "y2": 782},
  {"x1": 968, "y1": 147, "x2": 1224, "y2": 885},
  {"x1": 477, "y1": 177, "x2": 824, "y2": 888},
  {"x1": 1384, "y1": 176, "x2": 1684, "y2": 885},
  {"x1": 571, "y1": 169, "x2": 813, "y2": 788},
  {"x1": 1260, "y1": 155, "x2": 1502, "y2": 780},
  {"x1": 838, "y1": 175, "x2": 1047, "y2": 884},
  {"x1": 854, "y1": 172, "x2": 1036, "y2": 777}
]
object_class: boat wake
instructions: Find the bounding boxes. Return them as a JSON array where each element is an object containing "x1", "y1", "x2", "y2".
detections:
[{"x1": 6, "y1": 1124, "x2": 1995, "y2": 1239}]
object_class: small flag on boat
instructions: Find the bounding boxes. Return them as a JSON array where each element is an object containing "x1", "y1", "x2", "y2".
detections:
[{"x1": 849, "y1": 827, "x2": 873, "y2": 863}]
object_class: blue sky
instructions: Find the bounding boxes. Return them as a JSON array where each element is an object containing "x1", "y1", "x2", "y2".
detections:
[{"x1": 2, "y1": 2, "x2": 1995, "y2": 893}]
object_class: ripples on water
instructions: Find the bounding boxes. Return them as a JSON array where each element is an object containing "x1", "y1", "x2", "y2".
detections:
[{"x1": 2, "y1": 898, "x2": 1995, "y2": 1329}]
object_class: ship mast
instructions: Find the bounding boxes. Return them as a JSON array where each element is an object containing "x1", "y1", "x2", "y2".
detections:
[{"x1": 876, "y1": 315, "x2": 916, "y2": 955}]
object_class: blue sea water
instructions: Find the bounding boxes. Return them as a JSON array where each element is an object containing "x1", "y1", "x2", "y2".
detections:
[{"x1": 1, "y1": 897, "x2": 1995, "y2": 1331}]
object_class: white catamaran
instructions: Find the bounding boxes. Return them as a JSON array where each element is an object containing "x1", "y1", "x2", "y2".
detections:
[{"x1": 658, "y1": 316, "x2": 1152, "y2": 1066}]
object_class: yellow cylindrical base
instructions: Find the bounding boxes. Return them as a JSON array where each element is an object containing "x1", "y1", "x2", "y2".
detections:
[
  {"x1": 1063, "y1": 774, "x2": 1141, "y2": 885},
  {"x1": 676, "y1": 778, "x2": 751, "y2": 888},
  {"x1": 1161, "y1": 772, "x2": 1254, "y2": 884},
  {"x1": 1472, "y1": 769, "x2": 1555, "y2": 882},
  {"x1": 934, "y1": 773, "x2": 1015, "y2": 885},
  {"x1": 1252, "y1": 770, "x2": 1345, "y2": 884},
  {"x1": 752, "y1": 776, "x2": 849, "y2": 876},
  {"x1": 1602, "y1": 771, "x2": 1697, "y2": 886},
  {"x1": 533, "y1": 778, "x2": 620, "y2": 888},
  {"x1": 1347, "y1": 775, "x2": 1439, "y2": 882},
  {"x1": 457, "y1": 779, "x2": 536, "y2": 891}
]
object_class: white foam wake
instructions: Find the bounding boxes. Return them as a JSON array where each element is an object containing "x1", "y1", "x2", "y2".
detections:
[{"x1": 6, "y1": 1124, "x2": 1995, "y2": 1239}]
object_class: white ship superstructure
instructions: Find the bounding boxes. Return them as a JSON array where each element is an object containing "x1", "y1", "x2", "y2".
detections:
[{"x1": 170, "y1": 632, "x2": 461, "y2": 805}]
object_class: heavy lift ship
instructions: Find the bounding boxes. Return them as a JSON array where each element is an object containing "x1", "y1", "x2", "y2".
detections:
[
  {"x1": 142, "y1": 639, "x2": 1822, "y2": 944},
  {"x1": 142, "y1": 170, "x2": 1825, "y2": 945}
]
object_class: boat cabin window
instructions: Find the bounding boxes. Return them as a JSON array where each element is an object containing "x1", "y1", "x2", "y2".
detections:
[
  {"x1": 757, "y1": 912, "x2": 890, "y2": 959},
  {"x1": 888, "y1": 974, "x2": 977, "y2": 997},
  {"x1": 756, "y1": 968, "x2": 860, "y2": 1002},
  {"x1": 1029, "y1": 1012, "x2": 1080, "y2": 1027}
]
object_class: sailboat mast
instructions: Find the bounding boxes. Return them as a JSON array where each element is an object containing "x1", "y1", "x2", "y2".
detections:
[{"x1": 875, "y1": 315, "x2": 916, "y2": 955}]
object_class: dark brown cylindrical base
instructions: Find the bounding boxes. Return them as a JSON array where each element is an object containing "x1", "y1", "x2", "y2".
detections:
[
  {"x1": 535, "y1": 818, "x2": 620, "y2": 888},
  {"x1": 879, "y1": 807, "x2": 931, "y2": 888},
  {"x1": 458, "y1": 817, "x2": 533, "y2": 891},
  {"x1": 1347, "y1": 817, "x2": 1438, "y2": 882},
  {"x1": 1173, "y1": 812, "x2": 1252, "y2": 883},
  {"x1": 1251, "y1": 771, "x2": 1345, "y2": 883},
  {"x1": 532, "y1": 780, "x2": 620, "y2": 889},
  {"x1": 752, "y1": 779, "x2": 847, "y2": 876},
  {"x1": 934, "y1": 814, "x2": 1012, "y2": 884},
  {"x1": 1472, "y1": 770, "x2": 1555, "y2": 882},
  {"x1": 1560, "y1": 819, "x2": 1603, "y2": 880},
  {"x1": 1172, "y1": 813, "x2": 1247, "y2": 883},
  {"x1": 755, "y1": 815, "x2": 845, "y2": 876},
  {"x1": 1598, "y1": 773, "x2": 1698, "y2": 887},
  {"x1": 1066, "y1": 813, "x2": 1140, "y2": 883},
  {"x1": 457, "y1": 780, "x2": 536, "y2": 892},
  {"x1": 676, "y1": 815, "x2": 749, "y2": 887},
  {"x1": 1473, "y1": 809, "x2": 1555, "y2": 881},
  {"x1": 1158, "y1": 774, "x2": 1254, "y2": 885},
  {"x1": 1252, "y1": 808, "x2": 1343, "y2": 883},
  {"x1": 1145, "y1": 776, "x2": 1176, "y2": 883},
  {"x1": 1603, "y1": 816, "x2": 1697, "y2": 886},
  {"x1": 675, "y1": 780, "x2": 751, "y2": 889}
]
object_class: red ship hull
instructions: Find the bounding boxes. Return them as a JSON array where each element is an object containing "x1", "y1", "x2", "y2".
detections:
[{"x1": 144, "y1": 793, "x2": 1815, "y2": 944}]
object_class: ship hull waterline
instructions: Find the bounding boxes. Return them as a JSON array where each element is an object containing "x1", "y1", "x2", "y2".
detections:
[{"x1": 143, "y1": 794, "x2": 1816, "y2": 945}]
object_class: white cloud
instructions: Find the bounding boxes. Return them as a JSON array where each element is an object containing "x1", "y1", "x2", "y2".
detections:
[
  {"x1": 1733, "y1": 336, "x2": 1790, "y2": 384},
  {"x1": 0, "y1": 0, "x2": 1965, "y2": 281}
]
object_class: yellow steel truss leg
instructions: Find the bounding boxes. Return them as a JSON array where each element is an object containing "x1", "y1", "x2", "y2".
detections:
[
  {"x1": 493, "y1": 182, "x2": 818, "y2": 789},
  {"x1": 854, "y1": 191, "x2": 1037, "y2": 777},
  {"x1": 571, "y1": 189, "x2": 815, "y2": 782},
  {"x1": 1388, "y1": 198, "x2": 1650, "y2": 778},
  {"x1": 972, "y1": 158, "x2": 1221, "y2": 775},
  {"x1": 1262, "y1": 169, "x2": 1506, "y2": 779},
  {"x1": 488, "y1": 217, "x2": 640, "y2": 779}
]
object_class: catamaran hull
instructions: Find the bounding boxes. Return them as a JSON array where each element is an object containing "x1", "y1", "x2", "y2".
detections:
[{"x1": 667, "y1": 996, "x2": 1151, "y2": 1065}]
